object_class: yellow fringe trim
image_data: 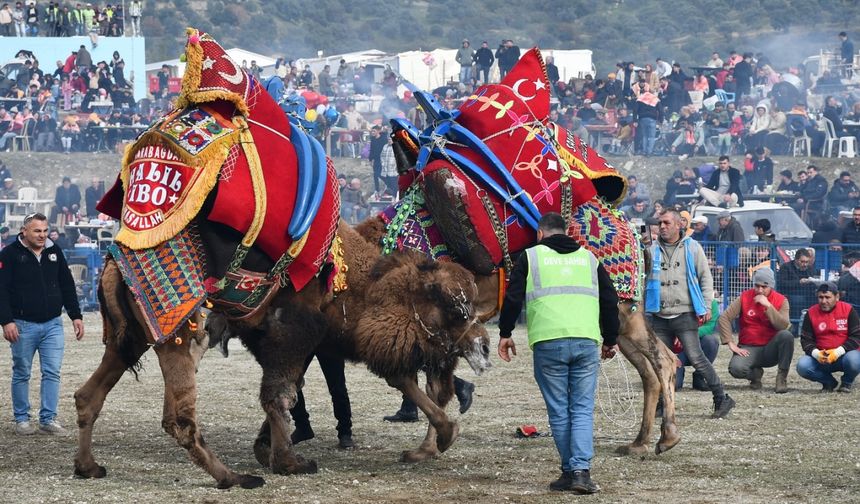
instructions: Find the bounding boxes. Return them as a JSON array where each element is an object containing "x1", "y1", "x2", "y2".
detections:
[
  {"x1": 235, "y1": 116, "x2": 267, "y2": 247},
  {"x1": 330, "y1": 234, "x2": 348, "y2": 294},
  {"x1": 553, "y1": 124, "x2": 629, "y2": 206},
  {"x1": 115, "y1": 125, "x2": 239, "y2": 250}
]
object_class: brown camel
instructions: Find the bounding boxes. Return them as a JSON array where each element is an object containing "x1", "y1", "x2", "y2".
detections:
[
  {"x1": 356, "y1": 211, "x2": 679, "y2": 456},
  {"x1": 74, "y1": 218, "x2": 491, "y2": 488}
]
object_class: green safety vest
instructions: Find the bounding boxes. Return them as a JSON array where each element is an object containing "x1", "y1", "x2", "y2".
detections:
[{"x1": 524, "y1": 244, "x2": 601, "y2": 348}]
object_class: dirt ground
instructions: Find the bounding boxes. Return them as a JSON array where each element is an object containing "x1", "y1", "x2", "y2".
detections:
[{"x1": 0, "y1": 314, "x2": 859, "y2": 504}]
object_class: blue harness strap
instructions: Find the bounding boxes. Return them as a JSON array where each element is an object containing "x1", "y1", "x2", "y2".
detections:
[{"x1": 284, "y1": 117, "x2": 328, "y2": 239}]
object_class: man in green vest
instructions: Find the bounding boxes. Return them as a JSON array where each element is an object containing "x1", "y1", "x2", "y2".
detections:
[{"x1": 498, "y1": 212, "x2": 619, "y2": 495}]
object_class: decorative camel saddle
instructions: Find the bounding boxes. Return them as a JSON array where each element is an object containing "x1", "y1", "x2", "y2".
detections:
[
  {"x1": 388, "y1": 47, "x2": 644, "y2": 300},
  {"x1": 98, "y1": 29, "x2": 340, "y2": 341}
]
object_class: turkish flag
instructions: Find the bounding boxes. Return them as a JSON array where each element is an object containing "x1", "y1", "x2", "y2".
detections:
[{"x1": 499, "y1": 48, "x2": 552, "y2": 122}]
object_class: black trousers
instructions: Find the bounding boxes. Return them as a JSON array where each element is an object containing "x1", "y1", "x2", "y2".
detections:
[
  {"x1": 396, "y1": 375, "x2": 470, "y2": 414},
  {"x1": 290, "y1": 352, "x2": 352, "y2": 437}
]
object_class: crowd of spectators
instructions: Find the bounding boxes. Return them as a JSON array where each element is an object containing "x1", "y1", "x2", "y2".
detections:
[
  {"x1": 0, "y1": 45, "x2": 158, "y2": 153},
  {"x1": 0, "y1": 1, "x2": 142, "y2": 39}
]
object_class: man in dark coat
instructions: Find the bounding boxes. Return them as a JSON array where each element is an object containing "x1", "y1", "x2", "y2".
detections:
[
  {"x1": 50, "y1": 176, "x2": 81, "y2": 223},
  {"x1": 733, "y1": 53, "x2": 754, "y2": 97},
  {"x1": 841, "y1": 207, "x2": 860, "y2": 244},
  {"x1": 793, "y1": 165, "x2": 829, "y2": 219},
  {"x1": 473, "y1": 41, "x2": 495, "y2": 85},
  {"x1": 777, "y1": 248, "x2": 815, "y2": 321},
  {"x1": 840, "y1": 32, "x2": 855, "y2": 76},
  {"x1": 700, "y1": 156, "x2": 745, "y2": 208}
]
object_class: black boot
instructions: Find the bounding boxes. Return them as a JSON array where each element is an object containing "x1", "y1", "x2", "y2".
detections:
[
  {"x1": 337, "y1": 432, "x2": 355, "y2": 449},
  {"x1": 549, "y1": 470, "x2": 574, "y2": 491},
  {"x1": 290, "y1": 425, "x2": 315, "y2": 445},
  {"x1": 570, "y1": 469, "x2": 600, "y2": 494},
  {"x1": 692, "y1": 371, "x2": 709, "y2": 391},
  {"x1": 383, "y1": 396, "x2": 419, "y2": 422},
  {"x1": 711, "y1": 393, "x2": 736, "y2": 419},
  {"x1": 454, "y1": 377, "x2": 475, "y2": 414}
]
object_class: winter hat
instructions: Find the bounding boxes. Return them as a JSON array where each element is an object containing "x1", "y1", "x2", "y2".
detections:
[{"x1": 752, "y1": 268, "x2": 775, "y2": 287}]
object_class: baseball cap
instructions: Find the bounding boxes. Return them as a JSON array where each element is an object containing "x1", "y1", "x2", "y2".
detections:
[
  {"x1": 818, "y1": 281, "x2": 839, "y2": 294},
  {"x1": 718, "y1": 210, "x2": 731, "y2": 219}
]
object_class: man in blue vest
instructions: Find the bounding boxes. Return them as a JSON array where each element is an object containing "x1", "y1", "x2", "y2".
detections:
[
  {"x1": 498, "y1": 212, "x2": 619, "y2": 495},
  {"x1": 646, "y1": 209, "x2": 736, "y2": 418}
]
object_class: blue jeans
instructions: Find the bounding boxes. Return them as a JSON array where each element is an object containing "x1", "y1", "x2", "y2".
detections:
[
  {"x1": 533, "y1": 337, "x2": 599, "y2": 471},
  {"x1": 10, "y1": 317, "x2": 65, "y2": 424},
  {"x1": 639, "y1": 117, "x2": 657, "y2": 155},
  {"x1": 796, "y1": 349, "x2": 860, "y2": 387},
  {"x1": 459, "y1": 66, "x2": 472, "y2": 84}
]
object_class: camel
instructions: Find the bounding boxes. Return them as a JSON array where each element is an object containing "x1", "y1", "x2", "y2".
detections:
[
  {"x1": 74, "y1": 28, "x2": 491, "y2": 489},
  {"x1": 367, "y1": 46, "x2": 680, "y2": 456},
  {"x1": 74, "y1": 217, "x2": 491, "y2": 487}
]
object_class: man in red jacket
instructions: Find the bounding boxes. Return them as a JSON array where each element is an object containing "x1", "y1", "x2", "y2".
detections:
[
  {"x1": 718, "y1": 268, "x2": 794, "y2": 393},
  {"x1": 796, "y1": 282, "x2": 860, "y2": 392}
]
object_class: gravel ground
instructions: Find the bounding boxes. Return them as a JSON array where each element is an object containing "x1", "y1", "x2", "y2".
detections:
[{"x1": 0, "y1": 313, "x2": 858, "y2": 503}]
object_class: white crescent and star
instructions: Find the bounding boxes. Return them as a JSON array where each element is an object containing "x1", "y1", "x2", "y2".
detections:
[
  {"x1": 216, "y1": 55, "x2": 245, "y2": 85},
  {"x1": 512, "y1": 78, "x2": 546, "y2": 101}
]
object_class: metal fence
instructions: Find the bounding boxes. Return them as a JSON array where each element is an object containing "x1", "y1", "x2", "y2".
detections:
[{"x1": 699, "y1": 241, "x2": 860, "y2": 324}]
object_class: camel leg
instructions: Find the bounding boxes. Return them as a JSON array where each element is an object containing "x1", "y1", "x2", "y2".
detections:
[
  {"x1": 260, "y1": 369, "x2": 318, "y2": 475},
  {"x1": 615, "y1": 334, "x2": 660, "y2": 456},
  {"x1": 253, "y1": 419, "x2": 272, "y2": 468},
  {"x1": 615, "y1": 323, "x2": 680, "y2": 456},
  {"x1": 652, "y1": 339, "x2": 680, "y2": 455},
  {"x1": 155, "y1": 342, "x2": 265, "y2": 489},
  {"x1": 388, "y1": 371, "x2": 457, "y2": 463},
  {"x1": 74, "y1": 342, "x2": 148, "y2": 479}
]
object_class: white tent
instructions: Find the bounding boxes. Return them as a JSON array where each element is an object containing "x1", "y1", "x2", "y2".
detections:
[
  {"x1": 146, "y1": 48, "x2": 277, "y2": 77},
  {"x1": 291, "y1": 49, "x2": 388, "y2": 77},
  {"x1": 541, "y1": 49, "x2": 595, "y2": 81},
  {"x1": 390, "y1": 49, "x2": 460, "y2": 90}
]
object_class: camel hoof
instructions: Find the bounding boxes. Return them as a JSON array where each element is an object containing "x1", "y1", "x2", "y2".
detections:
[
  {"x1": 253, "y1": 439, "x2": 271, "y2": 468},
  {"x1": 615, "y1": 443, "x2": 649, "y2": 456},
  {"x1": 239, "y1": 474, "x2": 266, "y2": 489},
  {"x1": 271, "y1": 456, "x2": 318, "y2": 475},
  {"x1": 400, "y1": 448, "x2": 437, "y2": 463},
  {"x1": 74, "y1": 464, "x2": 107, "y2": 479},
  {"x1": 656, "y1": 425, "x2": 680, "y2": 455},
  {"x1": 435, "y1": 421, "x2": 459, "y2": 453}
]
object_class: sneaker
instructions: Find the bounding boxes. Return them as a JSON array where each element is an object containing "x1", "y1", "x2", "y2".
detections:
[
  {"x1": 837, "y1": 382, "x2": 852, "y2": 394},
  {"x1": 549, "y1": 470, "x2": 574, "y2": 491},
  {"x1": 711, "y1": 393, "x2": 736, "y2": 419},
  {"x1": 678, "y1": 154, "x2": 688, "y2": 161},
  {"x1": 382, "y1": 411, "x2": 419, "y2": 423},
  {"x1": 15, "y1": 421, "x2": 36, "y2": 436},
  {"x1": 456, "y1": 381, "x2": 475, "y2": 414},
  {"x1": 749, "y1": 367, "x2": 764, "y2": 390},
  {"x1": 821, "y1": 381, "x2": 838, "y2": 393},
  {"x1": 570, "y1": 469, "x2": 600, "y2": 494},
  {"x1": 38, "y1": 420, "x2": 68, "y2": 436}
]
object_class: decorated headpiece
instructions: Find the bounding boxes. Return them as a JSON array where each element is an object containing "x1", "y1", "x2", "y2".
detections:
[{"x1": 175, "y1": 28, "x2": 251, "y2": 117}]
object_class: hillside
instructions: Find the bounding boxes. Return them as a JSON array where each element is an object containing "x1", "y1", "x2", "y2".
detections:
[{"x1": 143, "y1": 0, "x2": 860, "y2": 72}]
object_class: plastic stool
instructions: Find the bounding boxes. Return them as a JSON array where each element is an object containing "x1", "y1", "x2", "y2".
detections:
[{"x1": 838, "y1": 136, "x2": 857, "y2": 158}]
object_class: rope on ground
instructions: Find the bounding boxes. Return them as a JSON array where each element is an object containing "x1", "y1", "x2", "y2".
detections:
[{"x1": 596, "y1": 353, "x2": 639, "y2": 429}]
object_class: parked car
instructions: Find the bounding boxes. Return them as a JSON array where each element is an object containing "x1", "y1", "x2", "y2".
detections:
[{"x1": 692, "y1": 201, "x2": 812, "y2": 242}]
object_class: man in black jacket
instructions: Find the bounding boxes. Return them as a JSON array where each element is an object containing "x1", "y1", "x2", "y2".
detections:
[
  {"x1": 828, "y1": 171, "x2": 860, "y2": 218},
  {"x1": 0, "y1": 213, "x2": 84, "y2": 436},
  {"x1": 777, "y1": 248, "x2": 815, "y2": 322},
  {"x1": 50, "y1": 176, "x2": 81, "y2": 223},
  {"x1": 473, "y1": 41, "x2": 494, "y2": 85},
  {"x1": 700, "y1": 156, "x2": 744, "y2": 208},
  {"x1": 733, "y1": 53, "x2": 754, "y2": 98},
  {"x1": 793, "y1": 165, "x2": 829, "y2": 219},
  {"x1": 841, "y1": 207, "x2": 860, "y2": 243}
]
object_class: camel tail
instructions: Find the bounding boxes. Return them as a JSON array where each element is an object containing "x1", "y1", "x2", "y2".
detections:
[{"x1": 98, "y1": 263, "x2": 145, "y2": 380}]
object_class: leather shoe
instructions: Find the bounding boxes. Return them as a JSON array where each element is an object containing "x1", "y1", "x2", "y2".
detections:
[
  {"x1": 338, "y1": 434, "x2": 355, "y2": 449},
  {"x1": 290, "y1": 426, "x2": 315, "y2": 445},
  {"x1": 383, "y1": 411, "x2": 419, "y2": 423},
  {"x1": 456, "y1": 381, "x2": 475, "y2": 414}
]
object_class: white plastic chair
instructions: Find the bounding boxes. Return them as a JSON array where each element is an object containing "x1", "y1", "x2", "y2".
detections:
[
  {"x1": 17, "y1": 187, "x2": 38, "y2": 200},
  {"x1": 822, "y1": 118, "x2": 839, "y2": 157},
  {"x1": 838, "y1": 136, "x2": 858, "y2": 158}
]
